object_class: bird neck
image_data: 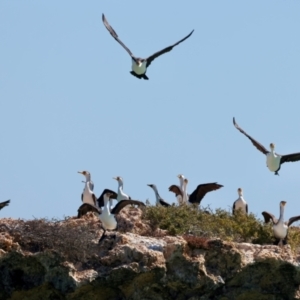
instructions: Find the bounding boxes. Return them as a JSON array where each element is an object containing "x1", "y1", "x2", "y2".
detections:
[
  {"x1": 85, "y1": 174, "x2": 91, "y2": 182},
  {"x1": 117, "y1": 181, "x2": 124, "y2": 191},
  {"x1": 179, "y1": 178, "x2": 184, "y2": 190},
  {"x1": 103, "y1": 197, "x2": 111, "y2": 215},
  {"x1": 84, "y1": 181, "x2": 92, "y2": 193},
  {"x1": 182, "y1": 183, "x2": 188, "y2": 202},
  {"x1": 278, "y1": 205, "x2": 285, "y2": 223},
  {"x1": 152, "y1": 186, "x2": 161, "y2": 203}
]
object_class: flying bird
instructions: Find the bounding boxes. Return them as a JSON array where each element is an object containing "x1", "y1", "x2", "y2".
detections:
[
  {"x1": 0, "y1": 200, "x2": 10, "y2": 211},
  {"x1": 232, "y1": 188, "x2": 248, "y2": 215},
  {"x1": 233, "y1": 117, "x2": 300, "y2": 175},
  {"x1": 102, "y1": 13, "x2": 194, "y2": 80},
  {"x1": 169, "y1": 178, "x2": 223, "y2": 206},
  {"x1": 262, "y1": 201, "x2": 300, "y2": 246},
  {"x1": 98, "y1": 192, "x2": 145, "y2": 242},
  {"x1": 147, "y1": 184, "x2": 170, "y2": 207}
]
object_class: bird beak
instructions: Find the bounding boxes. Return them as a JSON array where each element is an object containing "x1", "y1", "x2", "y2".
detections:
[
  {"x1": 113, "y1": 177, "x2": 117, "y2": 180},
  {"x1": 78, "y1": 171, "x2": 83, "y2": 174},
  {"x1": 147, "y1": 184, "x2": 151, "y2": 187}
]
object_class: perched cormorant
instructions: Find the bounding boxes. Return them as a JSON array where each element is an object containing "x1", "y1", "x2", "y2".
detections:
[
  {"x1": 232, "y1": 188, "x2": 248, "y2": 215},
  {"x1": 147, "y1": 184, "x2": 170, "y2": 207},
  {"x1": 99, "y1": 192, "x2": 145, "y2": 242},
  {"x1": 262, "y1": 201, "x2": 300, "y2": 246}
]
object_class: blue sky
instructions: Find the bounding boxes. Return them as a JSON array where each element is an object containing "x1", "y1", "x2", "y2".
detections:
[{"x1": 1, "y1": 1, "x2": 300, "y2": 221}]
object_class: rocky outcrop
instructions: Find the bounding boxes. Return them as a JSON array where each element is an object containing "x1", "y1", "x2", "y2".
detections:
[{"x1": 0, "y1": 209, "x2": 300, "y2": 299}]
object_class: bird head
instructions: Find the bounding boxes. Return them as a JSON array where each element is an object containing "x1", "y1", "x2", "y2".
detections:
[
  {"x1": 78, "y1": 171, "x2": 90, "y2": 179},
  {"x1": 113, "y1": 176, "x2": 123, "y2": 183},
  {"x1": 147, "y1": 184, "x2": 154, "y2": 188},
  {"x1": 280, "y1": 200, "x2": 287, "y2": 207},
  {"x1": 237, "y1": 188, "x2": 243, "y2": 196},
  {"x1": 270, "y1": 143, "x2": 275, "y2": 150},
  {"x1": 135, "y1": 58, "x2": 144, "y2": 67},
  {"x1": 105, "y1": 192, "x2": 113, "y2": 199},
  {"x1": 177, "y1": 174, "x2": 184, "y2": 179},
  {"x1": 183, "y1": 178, "x2": 188, "y2": 184}
]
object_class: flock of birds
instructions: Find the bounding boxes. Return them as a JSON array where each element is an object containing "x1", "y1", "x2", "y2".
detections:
[
  {"x1": 76, "y1": 171, "x2": 224, "y2": 242},
  {"x1": 1, "y1": 14, "x2": 300, "y2": 247},
  {"x1": 74, "y1": 114, "x2": 300, "y2": 245}
]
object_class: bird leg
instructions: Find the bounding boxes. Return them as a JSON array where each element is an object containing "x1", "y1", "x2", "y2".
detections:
[
  {"x1": 111, "y1": 225, "x2": 118, "y2": 239},
  {"x1": 98, "y1": 228, "x2": 107, "y2": 243}
]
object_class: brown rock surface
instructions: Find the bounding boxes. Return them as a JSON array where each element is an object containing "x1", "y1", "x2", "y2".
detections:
[{"x1": 0, "y1": 208, "x2": 300, "y2": 299}]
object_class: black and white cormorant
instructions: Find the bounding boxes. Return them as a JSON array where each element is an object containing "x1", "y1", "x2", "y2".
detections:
[
  {"x1": 169, "y1": 178, "x2": 223, "y2": 205},
  {"x1": 77, "y1": 189, "x2": 117, "y2": 218},
  {"x1": 232, "y1": 188, "x2": 248, "y2": 215},
  {"x1": 147, "y1": 184, "x2": 170, "y2": 207},
  {"x1": 233, "y1": 117, "x2": 300, "y2": 175},
  {"x1": 262, "y1": 201, "x2": 300, "y2": 246},
  {"x1": 102, "y1": 13, "x2": 194, "y2": 80},
  {"x1": 78, "y1": 171, "x2": 97, "y2": 206},
  {"x1": 99, "y1": 192, "x2": 145, "y2": 242}
]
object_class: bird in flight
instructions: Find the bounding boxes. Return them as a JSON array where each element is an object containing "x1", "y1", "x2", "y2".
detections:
[
  {"x1": 102, "y1": 13, "x2": 194, "y2": 80},
  {"x1": 233, "y1": 117, "x2": 300, "y2": 175}
]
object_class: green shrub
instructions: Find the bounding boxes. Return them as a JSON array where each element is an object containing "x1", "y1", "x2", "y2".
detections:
[{"x1": 142, "y1": 205, "x2": 300, "y2": 251}]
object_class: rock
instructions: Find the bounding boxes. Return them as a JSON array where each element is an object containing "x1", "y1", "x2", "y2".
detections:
[{"x1": 0, "y1": 214, "x2": 300, "y2": 299}]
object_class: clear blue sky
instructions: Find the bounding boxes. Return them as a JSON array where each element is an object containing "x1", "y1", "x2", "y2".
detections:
[{"x1": 1, "y1": 1, "x2": 300, "y2": 221}]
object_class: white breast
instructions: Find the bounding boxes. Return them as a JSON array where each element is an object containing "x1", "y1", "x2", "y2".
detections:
[
  {"x1": 234, "y1": 199, "x2": 247, "y2": 213},
  {"x1": 132, "y1": 60, "x2": 147, "y2": 75},
  {"x1": 99, "y1": 212, "x2": 117, "y2": 230},
  {"x1": 82, "y1": 188, "x2": 95, "y2": 206},
  {"x1": 273, "y1": 222, "x2": 288, "y2": 239},
  {"x1": 177, "y1": 195, "x2": 185, "y2": 205},
  {"x1": 266, "y1": 153, "x2": 281, "y2": 172},
  {"x1": 117, "y1": 191, "x2": 130, "y2": 202}
]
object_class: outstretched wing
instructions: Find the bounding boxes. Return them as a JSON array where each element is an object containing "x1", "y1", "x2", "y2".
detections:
[
  {"x1": 146, "y1": 30, "x2": 194, "y2": 67},
  {"x1": 97, "y1": 189, "x2": 117, "y2": 208},
  {"x1": 111, "y1": 199, "x2": 145, "y2": 215},
  {"x1": 0, "y1": 200, "x2": 10, "y2": 210},
  {"x1": 102, "y1": 14, "x2": 135, "y2": 58},
  {"x1": 233, "y1": 117, "x2": 269, "y2": 155},
  {"x1": 280, "y1": 152, "x2": 300, "y2": 165},
  {"x1": 188, "y1": 183, "x2": 223, "y2": 204},
  {"x1": 288, "y1": 216, "x2": 300, "y2": 227},
  {"x1": 168, "y1": 185, "x2": 183, "y2": 197},
  {"x1": 77, "y1": 203, "x2": 101, "y2": 218},
  {"x1": 262, "y1": 211, "x2": 277, "y2": 224}
]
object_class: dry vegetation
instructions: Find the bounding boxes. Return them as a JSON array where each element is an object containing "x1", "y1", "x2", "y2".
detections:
[{"x1": 0, "y1": 214, "x2": 102, "y2": 262}]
